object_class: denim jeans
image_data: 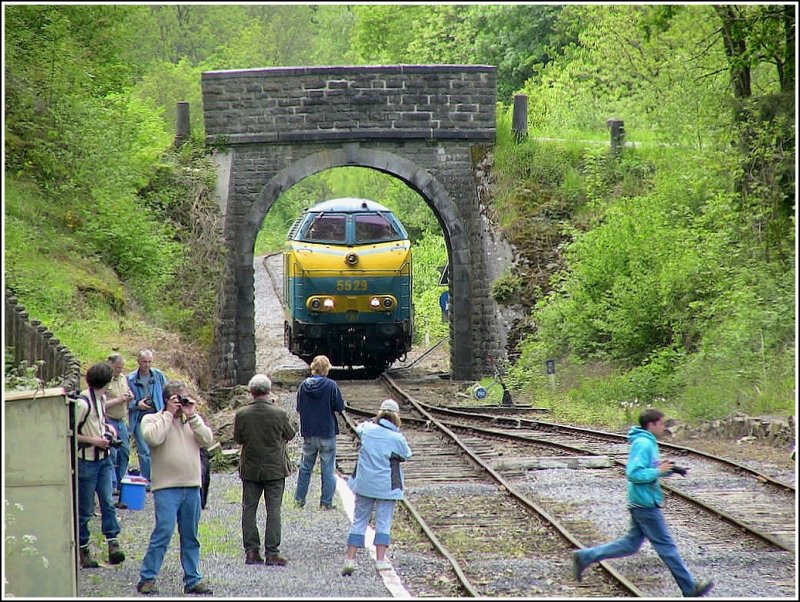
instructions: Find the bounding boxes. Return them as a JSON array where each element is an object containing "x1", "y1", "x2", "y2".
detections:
[
  {"x1": 77, "y1": 457, "x2": 120, "y2": 547},
  {"x1": 242, "y1": 478, "x2": 285, "y2": 555},
  {"x1": 294, "y1": 436, "x2": 337, "y2": 506},
  {"x1": 576, "y1": 506, "x2": 696, "y2": 596},
  {"x1": 131, "y1": 421, "x2": 152, "y2": 482},
  {"x1": 346, "y1": 495, "x2": 397, "y2": 547},
  {"x1": 139, "y1": 487, "x2": 202, "y2": 588},
  {"x1": 107, "y1": 418, "x2": 130, "y2": 491}
]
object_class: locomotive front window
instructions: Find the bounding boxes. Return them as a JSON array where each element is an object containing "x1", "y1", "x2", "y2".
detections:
[
  {"x1": 355, "y1": 214, "x2": 400, "y2": 243},
  {"x1": 302, "y1": 215, "x2": 347, "y2": 243}
]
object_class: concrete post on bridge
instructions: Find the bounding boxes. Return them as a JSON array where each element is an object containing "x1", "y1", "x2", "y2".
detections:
[{"x1": 175, "y1": 101, "x2": 191, "y2": 147}]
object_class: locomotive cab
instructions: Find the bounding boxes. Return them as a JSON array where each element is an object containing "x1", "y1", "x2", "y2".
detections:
[{"x1": 283, "y1": 198, "x2": 413, "y2": 374}]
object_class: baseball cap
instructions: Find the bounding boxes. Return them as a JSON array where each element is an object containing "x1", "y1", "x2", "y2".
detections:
[{"x1": 379, "y1": 399, "x2": 399, "y2": 413}]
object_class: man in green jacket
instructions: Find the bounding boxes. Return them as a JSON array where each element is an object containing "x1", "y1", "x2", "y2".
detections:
[
  {"x1": 234, "y1": 374, "x2": 297, "y2": 566},
  {"x1": 572, "y1": 408, "x2": 714, "y2": 597}
]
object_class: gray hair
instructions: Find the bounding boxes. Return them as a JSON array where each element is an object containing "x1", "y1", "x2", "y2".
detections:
[
  {"x1": 248, "y1": 374, "x2": 272, "y2": 395},
  {"x1": 107, "y1": 353, "x2": 124, "y2": 364},
  {"x1": 164, "y1": 381, "x2": 185, "y2": 399}
]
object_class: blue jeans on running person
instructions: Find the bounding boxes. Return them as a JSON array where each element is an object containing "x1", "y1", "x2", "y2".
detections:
[
  {"x1": 575, "y1": 506, "x2": 696, "y2": 596},
  {"x1": 346, "y1": 495, "x2": 397, "y2": 547},
  {"x1": 294, "y1": 436, "x2": 337, "y2": 506},
  {"x1": 77, "y1": 457, "x2": 120, "y2": 547},
  {"x1": 107, "y1": 418, "x2": 130, "y2": 491},
  {"x1": 139, "y1": 487, "x2": 203, "y2": 589}
]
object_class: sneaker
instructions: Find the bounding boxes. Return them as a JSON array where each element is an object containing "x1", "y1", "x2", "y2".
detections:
[
  {"x1": 572, "y1": 551, "x2": 586, "y2": 583},
  {"x1": 114, "y1": 501, "x2": 128, "y2": 509},
  {"x1": 245, "y1": 550, "x2": 264, "y2": 565},
  {"x1": 375, "y1": 559, "x2": 392, "y2": 571},
  {"x1": 136, "y1": 580, "x2": 158, "y2": 595},
  {"x1": 184, "y1": 581, "x2": 213, "y2": 595},
  {"x1": 319, "y1": 502, "x2": 336, "y2": 510},
  {"x1": 293, "y1": 499, "x2": 305, "y2": 509},
  {"x1": 341, "y1": 559, "x2": 356, "y2": 576},
  {"x1": 264, "y1": 553, "x2": 288, "y2": 566},
  {"x1": 692, "y1": 580, "x2": 714, "y2": 597}
]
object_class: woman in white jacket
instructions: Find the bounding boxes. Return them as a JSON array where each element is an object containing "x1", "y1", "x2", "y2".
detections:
[{"x1": 341, "y1": 399, "x2": 412, "y2": 575}]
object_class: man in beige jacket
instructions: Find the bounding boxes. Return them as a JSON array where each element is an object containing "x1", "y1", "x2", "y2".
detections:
[{"x1": 136, "y1": 381, "x2": 214, "y2": 596}]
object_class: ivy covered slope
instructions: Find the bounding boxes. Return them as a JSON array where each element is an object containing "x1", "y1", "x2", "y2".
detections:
[{"x1": 493, "y1": 6, "x2": 795, "y2": 425}]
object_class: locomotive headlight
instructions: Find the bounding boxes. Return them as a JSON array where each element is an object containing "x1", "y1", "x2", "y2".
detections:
[
  {"x1": 306, "y1": 296, "x2": 335, "y2": 312},
  {"x1": 345, "y1": 253, "x2": 359, "y2": 266},
  {"x1": 369, "y1": 296, "x2": 396, "y2": 311}
]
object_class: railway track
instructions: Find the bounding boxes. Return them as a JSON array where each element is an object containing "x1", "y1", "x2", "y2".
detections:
[{"x1": 333, "y1": 377, "x2": 796, "y2": 598}]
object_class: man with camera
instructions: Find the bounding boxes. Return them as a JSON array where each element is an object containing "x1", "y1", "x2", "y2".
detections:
[
  {"x1": 75, "y1": 362, "x2": 126, "y2": 568},
  {"x1": 136, "y1": 381, "x2": 214, "y2": 595},
  {"x1": 572, "y1": 408, "x2": 714, "y2": 597},
  {"x1": 127, "y1": 349, "x2": 168, "y2": 484}
]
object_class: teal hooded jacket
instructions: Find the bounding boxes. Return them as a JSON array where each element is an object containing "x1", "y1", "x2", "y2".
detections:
[{"x1": 625, "y1": 426, "x2": 666, "y2": 508}]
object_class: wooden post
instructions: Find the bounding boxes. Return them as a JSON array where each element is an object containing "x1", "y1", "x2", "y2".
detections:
[
  {"x1": 512, "y1": 94, "x2": 528, "y2": 143},
  {"x1": 607, "y1": 118, "x2": 625, "y2": 157},
  {"x1": 175, "y1": 101, "x2": 190, "y2": 147}
]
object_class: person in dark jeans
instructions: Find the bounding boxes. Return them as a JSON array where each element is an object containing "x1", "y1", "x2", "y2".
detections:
[
  {"x1": 572, "y1": 408, "x2": 714, "y2": 597},
  {"x1": 200, "y1": 447, "x2": 210, "y2": 510},
  {"x1": 233, "y1": 374, "x2": 297, "y2": 566},
  {"x1": 293, "y1": 355, "x2": 346, "y2": 509}
]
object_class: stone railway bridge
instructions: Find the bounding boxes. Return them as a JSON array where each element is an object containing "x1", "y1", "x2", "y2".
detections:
[{"x1": 201, "y1": 64, "x2": 505, "y2": 385}]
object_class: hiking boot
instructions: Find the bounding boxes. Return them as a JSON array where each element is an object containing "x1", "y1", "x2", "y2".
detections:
[
  {"x1": 293, "y1": 499, "x2": 305, "y2": 509},
  {"x1": 245, "y1": 550, "x2": 264, "y2": 565},
  {"x1": 107, "y1": 539, "x2": 125, "y2": 564},
  {"x1": 184, "y1": 581, "x2": 213, "y2": 595},
  {"x1": 264, "y1": 553, "x2": 288, "y2": 566},
  {"x1": 114, "y1": 501, "x2": 128, "y2": 509},
  {"x1": 692, "y1": 580, "x2": 715, "y2": 597},
  {"x1": 79, "y1": 546, "x2": 99, "y2": 569},
  {"x1": 571, "y1": 551, "x2": 586, "y2": 583},
  {"x1": 136, "y1": 580, "x2": 158, "y2": 595},
  {"x1": 341, "y1": 559, "x2": 356, "y2": 576},
  {"x1": 319, "y1": 502, "x2": 336, "y2": 510}
]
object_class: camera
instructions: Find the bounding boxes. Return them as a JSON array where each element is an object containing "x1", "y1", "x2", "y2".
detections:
[
  {"x1": 670, "y1": 465, "x2": 689, "y2": 477},
  {"x1": 178, "y1": 396, "x2": 194, "y2": 407},
  {"x1": 103, "y1": 433, "x2": 123, "y2": 448}
]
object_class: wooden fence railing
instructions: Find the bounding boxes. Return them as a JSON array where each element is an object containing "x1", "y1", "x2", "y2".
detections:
[{"x1": 4, "y1": 289, "x2": 81, "y2": 393}]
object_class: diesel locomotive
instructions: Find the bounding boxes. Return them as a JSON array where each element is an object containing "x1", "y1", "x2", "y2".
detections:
[{"x1": 282, "y1": 198, "x2": 413, "y2": 373}]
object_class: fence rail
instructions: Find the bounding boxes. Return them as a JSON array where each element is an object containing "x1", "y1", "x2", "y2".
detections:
[{"x1": 4, "y1": 289, "x2": 81, "y2": 392}]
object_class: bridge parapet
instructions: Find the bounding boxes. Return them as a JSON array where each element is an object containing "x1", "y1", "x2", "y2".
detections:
[{"x1": 202, "y1": 65, "x2": 495, "y2": 144}]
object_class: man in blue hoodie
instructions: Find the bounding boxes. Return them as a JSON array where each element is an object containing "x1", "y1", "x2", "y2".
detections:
[
  {"x1": 293, "y1": 355, "x2": 346, "y2": 509},
  {"x1": 571, "y1": 408, "x2": 714, "y2": 597}
]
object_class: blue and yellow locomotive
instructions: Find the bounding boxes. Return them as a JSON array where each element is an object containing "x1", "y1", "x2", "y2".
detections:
[{"x1": 283, "y1": 198, "x2": 413, "y2": 373}]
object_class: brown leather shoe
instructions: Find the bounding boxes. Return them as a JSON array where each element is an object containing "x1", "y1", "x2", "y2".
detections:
[
  {"x1": 264, "y1": 553, "x2": 287, "y2": 566},
  {"x1": 245, "y1": 550, "x2": 264, "y2": 565},
  {"x1": 107, "y1": 539, "x2": 125, "y2": 565},
  {"x1": 79, "y1": 546, "x2": 99, "y2": 569}
]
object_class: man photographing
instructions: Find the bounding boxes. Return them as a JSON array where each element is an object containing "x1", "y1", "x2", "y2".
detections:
[{"x1": 136, "y1": 381, "x2": 214, "y2": 595}]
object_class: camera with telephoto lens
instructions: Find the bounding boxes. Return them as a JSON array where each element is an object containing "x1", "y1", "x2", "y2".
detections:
[
  {"x1": 103, "y1": 432, "x2": 123, "y2": 448},
  {"x1": 670, "y1": 465, "x2": 689, "y2": 477}
]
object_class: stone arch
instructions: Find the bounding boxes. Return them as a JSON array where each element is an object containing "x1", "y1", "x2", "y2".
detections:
[
  {"x1": 237, "y1": 146, "x2": 472, "y2": 380},
  {"x1": 202, "y1": 65, "x2": 502, "y2": 384}
]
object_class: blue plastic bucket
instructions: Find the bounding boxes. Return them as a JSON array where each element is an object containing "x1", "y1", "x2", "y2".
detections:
[{"x1": 119, "y1": 476, "x2": 148, "y2": 510}]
